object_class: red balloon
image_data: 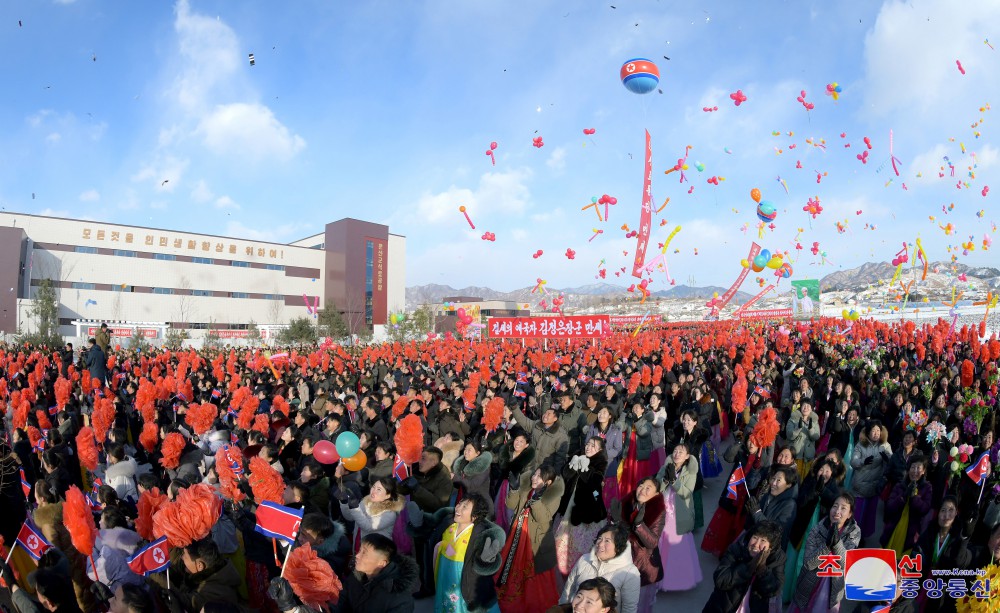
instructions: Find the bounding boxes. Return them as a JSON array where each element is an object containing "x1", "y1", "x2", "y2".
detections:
[{"x1": 313, "y1": 440, "x2": 340, "y2": 465}]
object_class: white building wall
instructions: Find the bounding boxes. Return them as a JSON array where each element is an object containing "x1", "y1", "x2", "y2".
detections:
[{"x1": 387, "y1": 233, "x2": 406, "y2": 314}]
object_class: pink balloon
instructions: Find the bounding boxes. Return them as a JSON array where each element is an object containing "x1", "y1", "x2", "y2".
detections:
[
  {"x1": 313, "y1": 439, "x2": 340, "y2": 465},
  {"x1": 490, "y1": 141, "x2": 498, "y2": 150},
  {"x1": 456, "y1": 307, "x2": 466, "y2": 318}
]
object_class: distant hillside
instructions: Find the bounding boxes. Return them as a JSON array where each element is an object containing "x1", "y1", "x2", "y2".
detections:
[
  {"x1": 652, "y1": 284, "x2": 753, "y2": 302},
  {"x1": 820, "y1": 262, "x2": 1000, "y2": 291}
]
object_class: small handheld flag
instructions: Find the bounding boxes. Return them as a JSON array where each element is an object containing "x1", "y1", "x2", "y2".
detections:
[
  {"x1": 15, "y1": 519, "x2": 53, "y2": 561},
  {"x1": 727, "y1": 463, "x2": 747, "y2": 500},
  {"x1": 254, "y1": 501, "x2": 304, "y2": 544},
  {"x1": 127, "y1": 536, "x2": 171, "y2": 576},
  {"x1": 966, "y1": 451, "x2": 991, "y2": 486}
]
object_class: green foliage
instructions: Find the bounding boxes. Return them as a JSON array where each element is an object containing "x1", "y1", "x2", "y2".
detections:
[
  {"x1": 385, "y1": 306, "x2": 433, "y2": 343},
  {"x1": 129, "y1": 328, "x2": 151, "y2": 352},
  {"x1": 277, "y1": 317, "x2": 318, "y2": 345},
  {"x1": 164, "y1": 328, "x2": 189, "y2": 350},
  {"x1": 23, "y1": 278, "x2": 62, "y2": 348},
  {"x1": 246, "y1": 320, "x2": 262, "y2": 344},
  {"x1": 203, "y1": 326, "x2": 222, "y2": 350},
  {"x1": 317, "y1": 300, "x2": 349, "y2": 340}
]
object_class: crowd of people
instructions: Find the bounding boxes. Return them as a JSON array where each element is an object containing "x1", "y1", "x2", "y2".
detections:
[{"x1": 0, "y1": 315, "x2": 998, "y2": 613}]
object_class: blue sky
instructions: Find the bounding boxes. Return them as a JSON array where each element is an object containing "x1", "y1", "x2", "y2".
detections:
[{"x1": 1, "y1": 0, "x2": 998, "y2": 293}]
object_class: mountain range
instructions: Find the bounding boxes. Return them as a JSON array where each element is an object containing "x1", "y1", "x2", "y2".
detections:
[{"x1": 405, "y1": 261, "x2": 1000, "y2": 311}]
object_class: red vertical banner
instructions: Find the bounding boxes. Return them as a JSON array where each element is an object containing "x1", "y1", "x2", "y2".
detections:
[{"x1": 632, "y1": 130, "x2": 653, "y2": 278}]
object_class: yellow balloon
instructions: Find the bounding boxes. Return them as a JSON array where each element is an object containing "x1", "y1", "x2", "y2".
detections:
[
  {"x1": 740, "y1": 259, "x2": 750, "y2": 268},
  {"x1": 766, "y1": 256, "x2": 783, "y2": 269}
]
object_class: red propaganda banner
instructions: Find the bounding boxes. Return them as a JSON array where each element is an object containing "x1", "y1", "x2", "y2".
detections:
[
  {"x1": 609, "y1": 315, "x2": 658, "y2": 326},
  {"x1": 88, "y1": 327, "x2": 158, "y2": 339},
  {"x1": 738, "y1": 308, "x2": 793, "y2": 321},
  {"x1": 733, "y1": 284, "x2": 775, "y2": 316},
  {"x1": 713, "y1": 242, "x2": 761, "y2": 313},
  {"x1": 488, "y1": 316, "x2": 611, "y2": 339},
  {"x1": 631, "y1": 130, "x2": 653, "y2": 278}
]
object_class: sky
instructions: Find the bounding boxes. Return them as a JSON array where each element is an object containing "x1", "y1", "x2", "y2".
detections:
[{"x1": 1, "y1": 0, "x2": 998, "y2": 295}]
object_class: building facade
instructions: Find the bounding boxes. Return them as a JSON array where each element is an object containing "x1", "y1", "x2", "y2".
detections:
[{"x1": 0, "y1": 212, "x2": 405, "y2": 340}]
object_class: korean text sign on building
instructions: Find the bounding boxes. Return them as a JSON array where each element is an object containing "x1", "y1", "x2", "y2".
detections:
[{"x1": 488, "y1": 316, "x2": 611, "y2": 339}]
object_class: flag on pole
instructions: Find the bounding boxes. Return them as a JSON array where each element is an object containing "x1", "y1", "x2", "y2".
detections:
[
  {"x1": 254, "y1": 501, "x2": 304, "y2": 544},
  {"x1": 512, "y1": 389, "x2": 526, "y2": 399},
  {"x1": 126, "y1": 536, "x2": 171, "y2": 576},
  {"x1": 19, "y1": 468, "x2": 31, "y2": 499},
  {"x1": 15, "y1": 519, "x2": 53, "y2": 561},
  {"x1": 211, "y1": 389, "x2": 222, "y2": 400},
  {"x1": 966, "y1": 451, "x2": 991, "y2": 486},
  {"x1": 753, "y1": 385, "x2": 771, "y2": 400},
  {"x1": 727, "y1": 463, "x2": 747, "y2": 500},
  {"x1": 392, "y1": 454, "x2": 409, "y2": 481}
]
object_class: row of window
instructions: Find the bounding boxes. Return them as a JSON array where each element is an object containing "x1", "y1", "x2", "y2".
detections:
[
  {"x1": 73, "y1": 246, "x2": 284, "y2": 270},
  {"x1": 69, "y1": 282, "x2": 282, "y2": 300}
]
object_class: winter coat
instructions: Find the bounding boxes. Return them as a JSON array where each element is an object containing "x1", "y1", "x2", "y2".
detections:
[
  {"x1": 430, "y1": 410, "x2": 470, "y2": 441},
  {"x1": 452, "y1": 452, "x2": 494, "y2": 512},
  {"x1": 369, "y1": 456, "x2": 393, "y2": 483},
  {"x1": 583, "y1": 421, "x2": 623, "y2": 470},
  {"x1": 437, "y1": 439, "x2": 464, "y2": 477},
  {"x1": 793, "y1": 518, "x2": 861, "y2": 611},
  {"x1": 85, "y1": 527, "x2": 145, "y2": 592},
  {"x1": 562, "y1": 451, "x2": 608, "y2": 525},
  {"x1": 174, "y1": 557, "x2": 244, "y2": 612},
  {"x1": 785, "y1": 410, "x2": 822, "y2": 461},
  {"x1": 561, "y1": 543, "x2": 641, "y2": 613},
  {"x1": 512, "y1": 407, "x2": 570, "y2": 473},
  {"x1": 622, "y1": 490, "x2": 665, "y2": 586},
  {"x1": 339, "y1": 553, "x2": 419, "y2": 613},
  {"x1": 84, "y1": 344, "x2": 108, "y2": 385},
  {"x1": 458, "y1": 519, "x2": 505, "y2": 613},
  {"x1": 913, "y1": 526, "x2": 972, "y2": 613},
  {"x1": 881, "y1": 478, "x2": 933, "y2": 550},
  {"x1": 789, "y1": 475, "x2": 841, "y2": 547},
  {"x1": 886, "y1": 446, "x2": 919, "y2": 488},
  {"x1": 409, "y1": 461, "x2": 454, "y2": 513},
  {"x1": 34, "y1": 502, "x2": 95, "y2": 612},
  {"x1": 746, "y1": 485, "x2": 798, "y2": 549},
  {"x1": 557, "y1": 404, "x2": 588, "y2": 456},
  {"x1": 620, "y1": 410, "x2": 654, "y2": 461},
  {"x1": 340, "y1": 495, "x2": 406, "y2": 541},
  {"x1": 702, "y1": 533, "x2": 786, "y2": 613},
  {"x1": 650, "y1": 407, "x2": 668, "y2": 451},
  {"x1": 505, "y1": 473, "x2": 565, "y2": 573},
  {"x1": 103, "y1": 456, "x2": 138, "y2": 502},
  {"x1": 850, "y1": 433, "x2": 892, "y2": 498},
  {"x1": 95, "y1": 328, "x2": 111, "y2": 354},
  {"x1": 497, "y1": 444, "x2": 535, "y2": 483},
  {"x1": 656, "y1": 455, "x2": 698, "y2": 535}
]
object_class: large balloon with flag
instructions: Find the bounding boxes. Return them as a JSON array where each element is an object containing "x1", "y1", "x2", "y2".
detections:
[{"x1": 620, "y1": 58, "x2": 660, "y2": 94}]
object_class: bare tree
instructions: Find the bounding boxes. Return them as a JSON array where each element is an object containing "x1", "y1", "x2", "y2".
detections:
[
  {"x1": 177, "y1": 276, "x2": 195, "y2": 326},
  {"x1": 341, "y1": 286, "x2": 371, "y2": 338},
  {"x1": 267, "y1": 286, "x2": 284, "y2": 325}
]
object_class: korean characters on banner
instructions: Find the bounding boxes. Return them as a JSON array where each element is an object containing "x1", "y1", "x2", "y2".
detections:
[{"x1": 488, "y1": 315, "x2": 611, "y2": 339}]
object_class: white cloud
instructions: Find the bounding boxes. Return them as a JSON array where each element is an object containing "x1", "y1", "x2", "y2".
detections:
[
  {"x1": 511, "y1": 229, "x2": 528, "y2": 242},
  {"x1": 190, "y1": 179, "x2": 214, "y2": 203},
  {"x1": 411, "y1": 167, "x2": 534, "y2": 225},
  {"x1": 131, "y1": 156, "x2": 189, "y2": 193},
  {"x1": 27, "y1": 110, "x2": 53, "y2": 127},
  {"x1": 546, "y1": 146, "x2": 567, "y2": 171},
  {"x1": 214, "y1": 195, "x2": 239, "y2": 209},
  {"x1": 224, "y1": 220, "x2": 308, "y2": 241},
  {"x1": 45, "y1": 132, "x2": 61, "y2": 143},
  {"x1": 908, "y1": 144, "x2": 951, "y2": 177},
  {"x1": 197, "y1": 103, "x2": 306, "y2": 159},
  {"x1": 78, "y1": 189, "x2": 100, "y2": 202},
  {"x1": 170, "y1": 0, "x2": 241, "y2": 111}
]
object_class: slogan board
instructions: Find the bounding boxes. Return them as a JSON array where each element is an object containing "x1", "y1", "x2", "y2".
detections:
[{"x1": 488, "y1": 315, "x2": 611, "y2": 339}]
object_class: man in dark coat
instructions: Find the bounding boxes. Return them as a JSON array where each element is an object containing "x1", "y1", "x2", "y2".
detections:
[
  {"x1": 400, "y1": 446, "x2": 454, "y2": 598},
  {"x1": 703, "y1": 520, "x2": 785, "y2": 613},
  {"x1": 338, "y1": 533, "x2": 418, "y2": 613},
  {"x1": 83, "y1": 338, "x2": 108, "y2": 385}
]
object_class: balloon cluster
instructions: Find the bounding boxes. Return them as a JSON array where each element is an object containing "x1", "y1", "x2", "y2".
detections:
[
  {"x1": 485, "y1": 141, "x2": 498, "y2": 165},
  {"x1": 389, "y1": 312, "x2": 406, "y2": 325},
  {"x1": 741, "y1": 249, "x2": 784, "y2": 273},
  {"x1": 532, "y1": 136, "x2": 544, "y2": 148},
  {"x1": 481, "y1": 232, "x2": 496, "y2": 241},
  {"x1": 583, "y1": 128, "x2": 596, "y2": 135},
  {"x1": 313, "y1": 432, "x2": 367, "y2": 471},
  {"x1": 730, "y1": 89, "x2": 747, "y2": 106},
  {"x1": 825, "y1": 82, "x2": 842, "y2": 100},
  {"x1": 565, "y1": 248, "x2": 576, "y2": 260},
  {"x1": 803, "y1": 197, "x2": 823, "y2": 218},
  {"x1": 796, "y1": 89, "x2": 814, "y2": 111},
  {"x1": 841, "y1": 309, "x2": 861, "y2": 321}
]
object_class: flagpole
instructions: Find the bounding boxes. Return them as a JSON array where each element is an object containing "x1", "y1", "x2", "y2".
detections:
[
  {"x1": 279, "y1": 538, "x2": 294, "y2": 578},
  {"x1": 977, "y1": 477, "x2": 987, "y2": 505},
  {"x1": 4, "y1": 542, "x2": 16, "y2": 565}
]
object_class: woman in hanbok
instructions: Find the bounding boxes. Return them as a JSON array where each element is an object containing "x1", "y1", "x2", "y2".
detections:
[
  {"x1": 621, "y1": 477, "x2": 665, "y2": 613},
  {"x1": 434, "y1": 493, "x2": 505, "y2": 613},
  {"x1": 618, "y1": 401, "x2": 655, "y2": 503},
  {"x1": 790, "y1": 493, "x2": 861, "y2": 613},
  {"x1": 879, "y1": 453, "x2": 933, "y2": 557},
  {"x1": 655, "y1": 442, "x2": 702, "y2": 592},
  {"x1": 555, "y1": 437, "x2": 609, "y2": 576},
  {"x1": 670, "y1": 410, "x2": 713, "y2": 530},
  {"x1": 782, "y1": 458, "x2": 843, "y2": 605},
  {"x1": 495, "y1": 464, "x2": 565, "y2": 612},
  {"x1": 493, "y1": 431, "x2": 534, "y2": 533}
]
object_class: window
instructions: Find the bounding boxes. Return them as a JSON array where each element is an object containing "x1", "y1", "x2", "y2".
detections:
[
  {"x1": 72, "y1": 282, "x2": 95, "y2": 290},
  {"x1": 152, "y1": 288, "x2": 174, "y2": 295},
  {"x1": 112, "y1": 285, "x2": 133, "y2": 292},
  {"x1": 265, "y1": 264, "x2": 285, "y2": 271},
  {"x1": 188, "y1": 322, "x2": 209, "y2": 330},
  {"x1": 264, "y1": 294, "x2": 283, "y2": 301},
  {"x1": 114, "y1": 249, "x2": 137, "y2": 257},
  {"x1": 230, "y1": 292, "x2": 249, "y2": 299},
  {"x1": 231, "y1": 261, "x2": 250, "y2": 268},
  {"x1": 192, "y1": 290, "x2": 213, "y2": 297},
  {"x1": 192, "y1": 257, "x2": 214, "y2": 265},
  {"x1": 75, "y1": 246, "x2": 98, "y2": 254},
  {"x1": 154, "y1": 254, "x2": 176, "y2": 261}
]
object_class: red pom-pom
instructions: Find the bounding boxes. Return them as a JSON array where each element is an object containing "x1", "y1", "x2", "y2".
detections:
[
  {"x1": 153, "y1": 483, "x2": 222, "y2": 548},
  {"x1": 641, "y1": 365, "x2": 651, "y2": 387},
  {"x1": 750, "y1": 407, "x2": 780, "y2": 450},
  {"x1": 136, "y1": 487, "x2": 168, "y2": 541},
  {"x1": 961, "y1": 359, "x2": 974, "y2": 388},
  {"x1": 159, "y1": 432, "x2": 186, "y2": 470},
  {"x1": 185, "y1": 402, "x2": 218, "y2": 436},
  {"x1": 215, "y1": 446, "x2": 246, "y2": 503},
  {"x1": 64, "y1": 486, "x2": 99, "y2": 557},
  {"x1": 248, "y1": 456, "x2": 285, "y2": 504},
  {"x1": 284, "y1": 543, "x2": 343, "y2": 608},
  {"x1": 394, "y1": 414, "x2": 424, "y2": 465},
  {"x1": 483, "y1": 397, "x2": 504, "y2": 433},
  {"x1": 139, "y1": 422, "x2": 159, "y2": 454},
  {"x1": 76, "y1": 427, "x2": 99, "y2": 472},
  {"x1": 731, "y1": 365, "x2": 748, "y2": 414}
]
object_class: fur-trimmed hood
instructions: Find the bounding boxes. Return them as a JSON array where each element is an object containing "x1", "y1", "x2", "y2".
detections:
[
  {"x1": 362, "y1": 495, "x2": 406, "y2": 516},
  {"x1": 438, "y1": 438, "x2": 465, "y2": 471},
  {"x1": 453, "y1": 451, "x2": 493, "y2": 477}
]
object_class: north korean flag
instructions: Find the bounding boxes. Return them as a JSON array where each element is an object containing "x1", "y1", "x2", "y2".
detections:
[
  {"x1": 223, "y1": 445, "x2": 243, "y2": 476},
  {"x1": 254, "y1": 501, "x2": 304, "y2": 544},
  {"x1": 726, "y1": 463, "x2": 747, "y2": 500},
  {"x1": 47, "y1": 405, "x2": 59, "y2": 416},
  {"x1": 15, "y1": 520, "x2": 53, "y2": 561},
  {"x1": 211, "y1": 389, "x2": 222, "y2": 400},
  {"x1": 593, "y1": 380, "x2": 608, "y2": 387},
  {"x1": 19, "y1": 468, "x2": 31, "y2": 499},
  {"x1": 516, "y1": 372, "x2": 528, "y2": 385},
  {"x1": 392, "y1": 454, "x2": 409, "y2": 482},
  {"x1": 127, "y1": 536, "x2": 171, "y2": 577},
  {"x1": 577, "y1": 374, "x2": 591, "y2": 384},
  {"x1": 753, "y1": 385, "x2": 771, "y2": 400},
  {"x1": 512, "y1": 389, "x2": 527, "y2": 399},
  {"x1": 966, "y1": 451, "x2": 991, "y2": 486},
  {"x1": 609, "y1": 376, "x2": 624, "y2": 384}
]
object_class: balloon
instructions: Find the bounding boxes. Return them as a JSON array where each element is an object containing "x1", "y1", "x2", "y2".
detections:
[
  {"x1": 456, "y1": 307, "x2": 466, "y2": 318},
  {"x1": 335, "y1": 431, "x2": 360, "y2": 458},
  {"x1": 342, "y1": 450, "x2": 367, "y2": 472},
  {"x1": 766, "y1": 255, "x2": 783, "y2": 269},
  {"x1": 620, "y1": 58, "x2": 660, "y2": 95},
  {"x1": 753, "y1": 255, "x2": 768, "y2": 270},
  {"x1": 756, "y1": 202, "x2": 777, "y2": 223},
  {"x1": 389, "y1": 314, "x2": 398, "y2": 325},
  {"x1": 750, "y1": 188, "x2": 762, "y2": 203},
  {"x1": 740, "y1": 258, "x2": 750, "y2": 268},
  {"x1": 759, "y1": 249, "x2": 771, "y2": 262},
  {"x1": 313, "y1": 440, "x2": 340, "y2": 465}
]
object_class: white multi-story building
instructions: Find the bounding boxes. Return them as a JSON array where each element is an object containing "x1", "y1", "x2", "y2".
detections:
[{"x1": 0, "y1": 212, "x2": 405, "y2": 341}]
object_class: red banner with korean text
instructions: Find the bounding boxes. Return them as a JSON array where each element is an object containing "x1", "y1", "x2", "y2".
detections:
[
  {"x1": 488, "y1": 316, "x2": 611, "y2": 339},
  {"x1": 737, "y1": 308, "x2": 793, "y2": 321},
  {"x1": 631, "y1": 130, "x2": 653, "y2": 278},
  {"x1": 609, "y1": 315, "x2": 660, "y2": 326},
  {"x1": 712, "y1": 242, "x2": 761, "y2": 314},
  {"x1": 87, "y1": 327, "x2": 158, "y2": 338}
]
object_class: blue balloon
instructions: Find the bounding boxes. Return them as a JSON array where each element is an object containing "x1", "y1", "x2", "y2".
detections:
[
  {"x1": 335, "y1": 431, "x2": 360, "y2": 458},
  {"x1": 620, "y1": 58, "x2": 660, "y2": 95},
  {"x1": 759, "y1": 249, "x2": 771, "y2": 261},
  {"x1": 753, "y1": 255, "x2": 768, "y2": 269}
]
